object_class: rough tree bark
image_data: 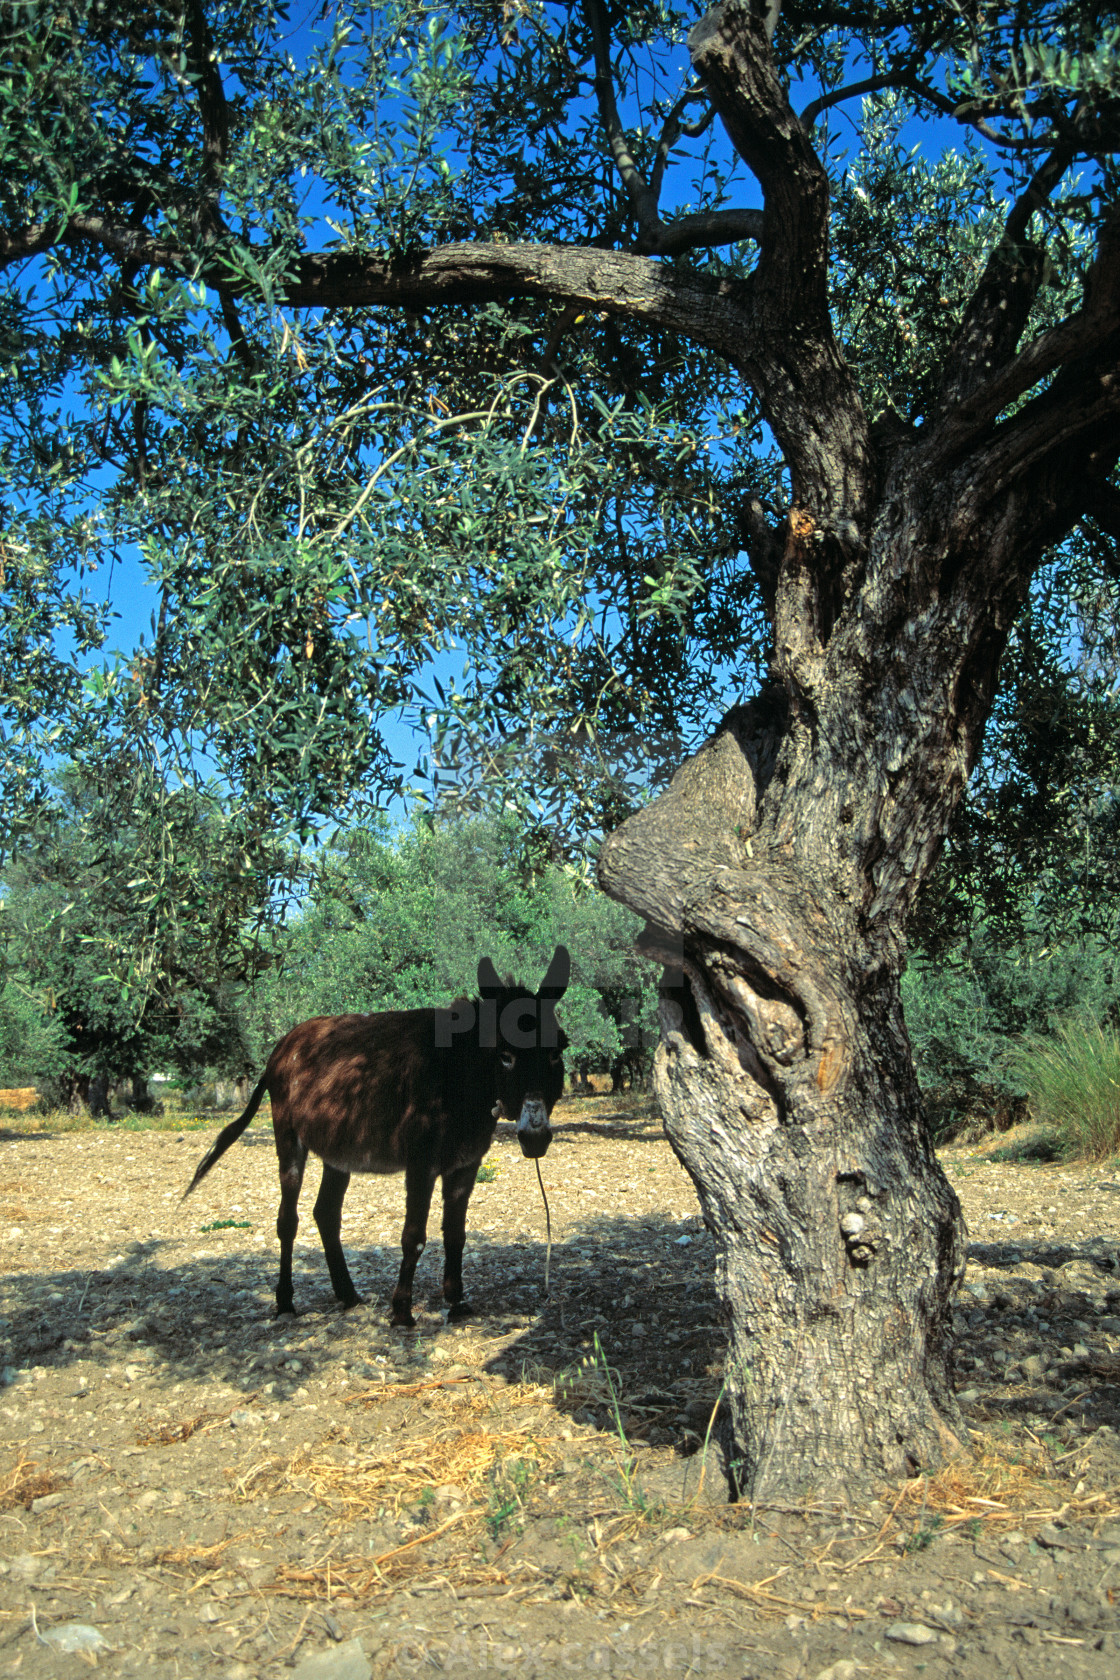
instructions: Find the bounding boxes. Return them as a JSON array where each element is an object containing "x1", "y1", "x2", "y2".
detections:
[{"x1": 10, "y1": 0, "x2": 1120, "y2": 1498}]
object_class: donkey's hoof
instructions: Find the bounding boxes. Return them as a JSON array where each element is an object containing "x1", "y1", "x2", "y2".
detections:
[
  {"x1": 447, "y1": 1300, "x2": 475, "y2": 1322},
  {"x1": 340, "y1": 1292, "x2": 365, "y2": 1311},
  {"x1": 390, "y1": 1310, "x2": 417, "y2": 1329},
  {"x1": 275, "y1": 1305, "x2": 297, "y2": 1320}
]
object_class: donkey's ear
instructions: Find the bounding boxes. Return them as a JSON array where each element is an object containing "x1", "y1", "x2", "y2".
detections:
[
  {"x1": 478, "y1": 956, "x2": 504, "y2": 996},
  {"x1": 537, "y1": 944, "x2": 570, "y2": 999}
]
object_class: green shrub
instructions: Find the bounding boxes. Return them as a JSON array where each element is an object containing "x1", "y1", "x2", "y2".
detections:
[
  {"x1": 0, "y1": 978, "x2": 69, "y2": 1087},
  {"x1": 902, "y1": 932, "x2": 1118, "y2": 1098},
  {"x1": 1009, "y1": 1015, "x2": 1120, "y2": 1161}
]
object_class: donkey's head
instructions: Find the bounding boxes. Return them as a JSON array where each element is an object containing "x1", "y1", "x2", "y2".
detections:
[{"x1": 478, "y1": 945, "x2": 570, "y2": 1158}]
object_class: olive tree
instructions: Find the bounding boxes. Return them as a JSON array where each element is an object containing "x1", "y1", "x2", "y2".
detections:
[{"x1": 4, "y1": 0, "x2": 1120, "y2": 1496}]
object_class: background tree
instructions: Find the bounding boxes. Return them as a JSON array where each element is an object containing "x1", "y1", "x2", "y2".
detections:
[
  {"x1": 4, "y1": 0, "x2": 1120, "y2": 1496},
  {"x1": 905, "y1": 533, "x2": 1120, "y2": 1114},
  {"x1": 0, "y1": 761, "x2": 284, "y2": 1102},
  {"x1": 252, "y1": 815, "x2": 658, "y2": 1080}
]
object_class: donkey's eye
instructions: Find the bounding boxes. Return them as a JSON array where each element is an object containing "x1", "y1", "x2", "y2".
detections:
[{"x1": 500, "y1": 1051, "x2": 516, "y2": 1070}]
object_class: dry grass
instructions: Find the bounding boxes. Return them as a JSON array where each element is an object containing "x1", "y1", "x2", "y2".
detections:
[
  {"x1": 137, "y1": 1390, "x2": 267, "y2": 1448},
  {"x1": 224, "y1": 1374, "x2": 629, "y2": 1606},
  {"x1": 0, "y1": 1458, "x2": 70, "y2": 1513},
  {"x1": 882, "y1": 1429, "x2": 1120, "y2": 1540},
  {"x1": 0, "y1": 1089, "x2": 38, "y2": 1114},
  {"x1": 154, "y1": 1534, "x2": 249, "y2": 1569}
]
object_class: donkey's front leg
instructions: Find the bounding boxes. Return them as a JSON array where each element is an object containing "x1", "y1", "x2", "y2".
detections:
[
  {"x1": 440, "y1": 1161, "x2": 481, "y2": 1320},
  {"x1": 392, "y1": 1160, "x2": 437, "y2": 1328}
]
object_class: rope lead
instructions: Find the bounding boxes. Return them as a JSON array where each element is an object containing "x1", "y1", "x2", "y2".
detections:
[{"x1": 534, "y1": 1156, "x2": 552, "y2": 1296}]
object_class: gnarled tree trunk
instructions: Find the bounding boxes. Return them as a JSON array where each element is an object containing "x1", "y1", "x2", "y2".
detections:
[{"x1": 599, "y1": 680, "x2": 971, "y2": 1498}]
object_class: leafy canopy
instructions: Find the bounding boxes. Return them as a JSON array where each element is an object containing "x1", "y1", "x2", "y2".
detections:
[{"x1": 1, "y1": 0, "x2": 1117, "y2": 867}]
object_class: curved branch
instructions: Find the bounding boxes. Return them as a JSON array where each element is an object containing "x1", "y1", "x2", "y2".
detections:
[
  {"x1": 800, "y1": 70, "x2": 914, "y2": 130},
  {"x1": 284, "y1": 240, "x2": 759, "y2": 366},
  {"x1": 584, "y1": 0, "x2": 661, "y2": 240},
  {"x1": 636, "y1": 206, "x2": 764, "y2": 255},
  {"x1": 23, "y1": 194, "x2": 866, "y2": 585},
  {"x1": 927, "y1": 179, "x2": 1118, "y2": 460},
  {"x1": 0, "y1": 222, "x2": 61, "y2": 267},
  {"x1": 649, "y1": 84, "x2": 710, "y2": 205}
]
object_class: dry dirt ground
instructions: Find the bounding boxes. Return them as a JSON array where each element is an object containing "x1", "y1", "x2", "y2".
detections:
[{"x1": 3, "y1": 1096, "x2": 1120, "y2": 1680}]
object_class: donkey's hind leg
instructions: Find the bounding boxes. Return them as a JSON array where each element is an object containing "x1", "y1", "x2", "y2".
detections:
[
  {"x1": 275, "y1": 1131, "x2": 308, "y2": 1316},
  {"x1": 313, "y1": 1162, "x2": 363, "y2": 1308}
]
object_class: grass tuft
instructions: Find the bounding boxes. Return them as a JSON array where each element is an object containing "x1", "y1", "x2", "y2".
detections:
[{"x1": 1011, "y1": 1014, "x2": 1120, "y2": 1161}]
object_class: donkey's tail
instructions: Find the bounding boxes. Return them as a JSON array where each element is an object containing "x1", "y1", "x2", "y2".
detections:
[{"x1": 183, "y1": 1074, "x2": 270, "y2": 1199}]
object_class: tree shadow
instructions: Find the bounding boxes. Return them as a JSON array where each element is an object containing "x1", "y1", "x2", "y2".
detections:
[{"x1": 0, "y1": 1208, "x2": 723, "y2": 1433}]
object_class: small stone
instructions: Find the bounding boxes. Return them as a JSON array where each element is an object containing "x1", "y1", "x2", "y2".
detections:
[
  {"x1": 39, "y1": 1624, "x2": 112, "y2": 1656},
  {"x1": 813, "y1": 1663, "x2": 859, "y2": 1680},
  {"x1": 885, "y1": 1622, "x2": 937, "y2": 1646},
  {"x1": 661, "y1": 1527, "x2": 692, "y2": 1543},
  {"x1": 31, "y1": 1492, "x2": 64, "y2": 1513},
  {"x1": 291, "y1": 1638, "x2": 372, "y2": 1680},
  {"x1": 840, "y1": 1213, "x2": 866, "y2": 1236}
]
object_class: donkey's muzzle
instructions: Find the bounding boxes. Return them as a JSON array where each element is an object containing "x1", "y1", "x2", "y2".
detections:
[{"x1": 516, "y1": 1096, "x2": 553, "y2": 1159}]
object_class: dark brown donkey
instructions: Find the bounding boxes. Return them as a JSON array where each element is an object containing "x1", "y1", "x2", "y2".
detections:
[{"x1": 185, "y1": 948, "x2": 569, "y2": 1325}]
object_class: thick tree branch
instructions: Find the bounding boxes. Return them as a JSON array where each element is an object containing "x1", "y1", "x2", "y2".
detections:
[
  {"x1": 0, "y1": 217, "x2": 757, "y2": 364},
  {"x1": 687, "y1": 0, "x2": 872, "y2": 649},
  {"x1": 932, "y1": 147, "x2": 1073, "y2": 419},
  {"x1": 0, "y1": 222, "x2": 61, "y2": 266},
  {"x1": 689, "y1": 0, "x2": 829, "y2": 326},
  {"x1": 284, "y1": 240, "x2": 760, "y2": 367},
  {"x1": 183, "y1": 0, "x2": 230, "y2": 181},
  {"x1": 961, "y1": 341, "x2": 1120, "y2": 512}
]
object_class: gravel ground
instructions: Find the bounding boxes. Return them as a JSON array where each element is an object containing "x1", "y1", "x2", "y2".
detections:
[{"x1": 2, "y1": 1096, "x2": 1120, "y2": 1679}]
